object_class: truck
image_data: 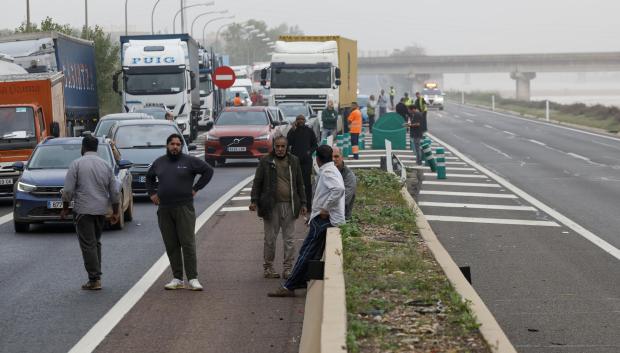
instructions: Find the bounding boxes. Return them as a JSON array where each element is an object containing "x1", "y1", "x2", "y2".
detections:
[
  {"x1": 261, "y1": 35, "x2": 357, "y2": 124},
  {"x1": 115, "y1": 34, "x2": 200, "y2": 142},
  {"x1": 0, "y1": 31, "x2": 99, "y2": 136},
  {"x1": 0, "y1": 73, "x2": 66, "y2": 196}
]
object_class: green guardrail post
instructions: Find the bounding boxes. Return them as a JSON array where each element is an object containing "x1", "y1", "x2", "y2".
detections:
[{"x1": 436, "y1": 147, "x2": 446, "y2": 179}]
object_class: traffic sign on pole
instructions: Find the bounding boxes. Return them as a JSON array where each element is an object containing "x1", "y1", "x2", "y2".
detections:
[{"x1": 213, "y1": 66, "x2": 236, "y2": 89}]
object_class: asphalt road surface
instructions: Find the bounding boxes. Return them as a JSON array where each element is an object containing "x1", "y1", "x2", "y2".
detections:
[
  {"x1": 416, "y1": 104, "x2": 620, "y2": 353},
  {"x1": 0, "y1": 150, "x2": 257, "y2": 353}
]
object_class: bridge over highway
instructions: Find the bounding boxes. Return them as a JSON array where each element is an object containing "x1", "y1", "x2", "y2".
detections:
[{"x1": 358, "y1": 52, "x2": 620, "y2": 100}]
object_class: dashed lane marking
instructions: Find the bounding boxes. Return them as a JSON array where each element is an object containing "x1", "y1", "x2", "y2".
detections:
[
  {"x1": 420, "y1": 190, "x2": 518, "y2": 198},
  {"x1": 424, "y1": 215, "x2": 560, "y2": 227},
  {"x1": 418, "y1": 201, "x2": 537, "y2": 211},
  {"x1": 422, "y1": 181, "x2": 502, "y2": 188},
  {"x1": 503, "y1": 131, "x2": 517, "y2": 136},
  {"x1": 242, "y1": 188, "x2": 252, "y2": 192},
  {"x1": 529, "y1": 139, "x2": 546, "y2": 146},
  {"x1": 231, "y1": 196, "x2": 251, "y2": 201},
  {"x1": 221, "y1": 206, "x2": 249, "y2": 212}
]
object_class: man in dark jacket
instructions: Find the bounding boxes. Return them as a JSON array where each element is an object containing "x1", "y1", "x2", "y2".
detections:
[
  {"x1": 250, "y1": 135, "x2": 307, "y2": 279},
  {"x1": 332, "y1": 146, "x2": 356, "y2": 220},
  {"x1": 395, "y1": 98, "x2": 409, "y2": 121},
  {"x1": 321, "y1": 99, "x2": 338, "y2": 140},
  {"x1": 287, "y1": 114, "x2": 318, "y2": 210},
  {"x1": 414, "y1": 92, "x2": 428, "y2": 132},
  {"x1": 407, "y1": 105, "x2": 425, "y2": 165},
  {"x1": 146, "y1": 134, "x2": 214, "y2": 291}
]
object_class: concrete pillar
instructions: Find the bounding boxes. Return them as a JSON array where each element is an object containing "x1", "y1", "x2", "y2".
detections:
[{"x1": 510, "y1": 72, "x2": 536, "y2": 101}]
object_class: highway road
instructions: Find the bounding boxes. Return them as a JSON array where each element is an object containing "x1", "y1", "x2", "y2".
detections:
[
  {"x1": 0, "y1": 142, "x2": 257, "y2": 353},
  {"x1": 417, "y1": 105, "x2": 620, "y2": 352}
]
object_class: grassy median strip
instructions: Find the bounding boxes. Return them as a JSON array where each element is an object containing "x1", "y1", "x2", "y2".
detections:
[
  {"x1": 448, "y1": 91, "x2": 620, "y2": 133},
  {"x1": 341, "y1": 169, "x2": 490, "y2": 353}
]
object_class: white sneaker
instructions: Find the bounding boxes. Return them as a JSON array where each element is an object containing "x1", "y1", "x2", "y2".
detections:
[
  {"x1": 164, "y1": 278, "x2": 185, "y2": 290},
  {"x1": 188, "y1": 279, "x2": 203, "y2": 291}
]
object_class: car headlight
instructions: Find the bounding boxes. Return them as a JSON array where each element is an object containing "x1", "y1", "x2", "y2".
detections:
[
  {"x1": 206, "y1": 134, "x2": 219, "y2": 141},
  {"x1": 17, "y1": 181, "x2": 36, "y2": 193},
  {"x1": 255, "y1": 134, "x2": 270, "y2": 141}
]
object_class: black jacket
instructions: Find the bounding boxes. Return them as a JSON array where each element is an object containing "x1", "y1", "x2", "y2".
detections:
[
  {"x1": 408, "y1": 111, "x2": 424, "y2": 138},
  {"x1": 395, "y1": 102, "x2": 408, "y2": 120},
  {"x1": 286, "y1": 125, "x2": 318, "y2": 164},
  {"x1": 251, "y1": 153, "x2": 307, "y2": 220}
]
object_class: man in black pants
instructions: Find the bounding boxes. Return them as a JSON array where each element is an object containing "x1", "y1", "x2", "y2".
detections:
[
  {"x1": 61, "y1": 135, "x2": 120, "y2": 290},
  {"x1": 146, "y1": 134, "x2": 214, "y2": 291},
  {"x1": 286, "y1": 114, "x2": 318, "y2": 211}
]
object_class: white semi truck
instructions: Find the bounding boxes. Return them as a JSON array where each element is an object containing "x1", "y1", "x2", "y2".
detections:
[{"x1": 114, "y1": 34, "x2": 200, "y2": 141}]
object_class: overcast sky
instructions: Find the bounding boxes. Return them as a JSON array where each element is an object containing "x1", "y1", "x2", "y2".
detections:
[{"x1": 1, "y1": 0, "x2": 619, "y2": 55}]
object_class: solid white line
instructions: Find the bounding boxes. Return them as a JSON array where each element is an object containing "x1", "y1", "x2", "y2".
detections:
[
  {"x1": 67, "y1": 175, "x2": 255, "y2": 353},
  {"x1": 428, "y1": 132, "x2": 620, "y2": 260},
  {"x1": 424, "y1": 173, "x2": 487, "y2": 178},
  {"x1": 348, "y1": 159, "x2": 380, "y2": 163},
  {"x1": 423, "y1": 181, "x2": 501, "y2": 188},
  {"x1": 221, "y1": 206, "x2": 249, "y2": 212},
  {"x1": 231, "y1": 196, "x2": 251, "y2": 201},
  {"x1": 435, "y1": 167, "x2": 476, "y2": 171},
  {"x1": 567, "y1": 152, "x2": 590, "y2": 162},
  {"x1": 446, "y1": 161, "x2": 467, "y2": 165},
  {"x1": 503, "y1": 131, "x2": 517, "y2": 136},
  {"x1": 424, "y1": 215, "x2": 560, "y2": 227},
  {"x1": 348, "y1": 164, "x2": 379, "y2": 169},
  {"x1": 0, "y1": 212, "x2": 13, "y2": 226},
  {"x1": 420, "y1": 190, "x2": 517, "y2": 198},
  {"x1": 529, "y1": 139, "x2": 546, "y2": 146},
  {"x1": 418, "y1": 201, "x2": 536, "y2": 211}
]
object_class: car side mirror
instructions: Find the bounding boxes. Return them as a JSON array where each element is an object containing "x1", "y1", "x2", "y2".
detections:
[
  {"x1": 206, "y1": 121, "x2": 214, "y2": 131},
  {"x1": 260, "y1": 79, "x2": 267, "y2": 86},
  {"x1": 118, "y1": 159, "x2": 133, "y2": 169},
  {"x1": 51, "y1": 122, "x2": 60, "y2": 138},
  {"x1": 188, "y1": 143, "x2": 197, "y2": 151},
  {"x1": 335, "y1": 79, "x2": 341, "y2": 86},
  {"x1": 12, "y1": 161, "x2": 24, "y2": 172},
  {"x1": 260, "y1": 68, "x2": 267, "y2": 80},
  {"x1": 335, "y1": 67, "x2": 341, "y2": 79}
]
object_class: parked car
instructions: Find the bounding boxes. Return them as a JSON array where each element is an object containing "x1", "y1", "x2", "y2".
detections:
[
  {"x1": 267, "y1": 106, "x2": 290, "y2": 137},
  {"x1": 92, "y1": 113, "x2": 153, "y2": 137},
  {"x1": 12, "y1": 137, "x2": 134, "y2": 232},
  {"x1": 357, "y1": 94, "x2": 369, "y2": 123},
  {"x1": 277, "y1": 102, "x2": 320, "y2": 140},
  {"x1": 107, "y1": 120, "x2": 194, "y2": 194},
  {"x1": 204, "y1": 106, "x2": 284, "y2": 166},
  {"x1": 132, "y1": 106, "x2": 170, "y2": 120}
]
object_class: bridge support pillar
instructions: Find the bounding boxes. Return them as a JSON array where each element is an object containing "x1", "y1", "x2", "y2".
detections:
[{"x1": 510, "y1": 71, "x2": 536, "y2": 101}]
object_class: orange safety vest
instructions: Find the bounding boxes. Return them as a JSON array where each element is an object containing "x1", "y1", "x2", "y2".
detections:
[
  {"x1": 348, "y1": 108, "x2": 362, "y2": 134},
  {"x1": 233, "y1": 96, "x2": 242, "y2": 106}
]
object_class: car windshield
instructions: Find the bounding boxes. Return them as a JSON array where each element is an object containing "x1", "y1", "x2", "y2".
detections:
[
  {"x1": 125, "y1": 72, "x2": 185, "y2": 95},
  {"x1": 279, "y1": 104, "x2": 309, "y2": 118},
  {"x1": 133, "y1": 108, "x2": 167, "y2": 119},
  {"x1": 422, "y1": 89, "x2": 442, "y2": 96},
  {"x1": 93, "y1": 120, "x2": 117, "y2": 137},
  {"x1": 271, "y1": 65, "x2": 331, "y2": 89},
  {"x1": 357, "y1": 96, "x2": 369, "y2": 106},
  {"x1": 115, "y1": 124, "x2": 178, "y2": 148},
  {"x1": 28, "y1": 144, "x2": 111, "y2": 169},
  {"x1": 0, "y1": 107, "x2": 36, "y2": 140},
  {"x1": 216, "y1": 111, "x2": 268, "y2": 126},
  {"x1": 226, "y1": 90, "x2": 249, "y2": 99}
]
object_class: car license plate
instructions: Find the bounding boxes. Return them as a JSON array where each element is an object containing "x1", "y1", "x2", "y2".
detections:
[
  {"x1": 0, "y1": 178, "x2": 14, "y2": 185},
  {"x1": 47, "y1": 201, "x2": 73, "y2": 209},
  {"x1": 138, "y1": 176, "x2": 146, "y2": 183},
  {"x1": 227, "y1": 146, "x2": 246, "y2": 152}
]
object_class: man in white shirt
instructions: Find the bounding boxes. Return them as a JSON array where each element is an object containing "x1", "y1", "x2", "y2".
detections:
[{"x1": 268, "y1": 145, "x2": 345, "y2": 297}]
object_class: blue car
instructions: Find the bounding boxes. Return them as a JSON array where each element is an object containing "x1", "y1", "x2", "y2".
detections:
[{"x1": 12, "y1": 137, "x2": 134, "y2": 233}]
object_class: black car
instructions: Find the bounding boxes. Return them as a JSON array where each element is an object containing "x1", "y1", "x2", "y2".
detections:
[{"x1": 107, "y1": 120, "x2": 195, "y2": 194}]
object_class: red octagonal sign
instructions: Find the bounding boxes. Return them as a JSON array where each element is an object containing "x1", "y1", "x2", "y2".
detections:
[{"x1": 212, "y1": 66, "x2": 236, "y2": 89}]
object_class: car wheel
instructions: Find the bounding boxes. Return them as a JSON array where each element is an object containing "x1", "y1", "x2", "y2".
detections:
[
  {"x1": 112, "y1": 199, "x2": 125, "y2": 230},
  {"x1": 217, "y1": 158, "x2": 226, "y2": 166},
  {"x1": 14, "y1": 221, "x2": 29, "y2": 233},
  {"x1": 206, "y1": 158, "x2": 216, "y2": 167},
  {"x1": 124, "y1": 195, "x2": 134, "y2": 222}
]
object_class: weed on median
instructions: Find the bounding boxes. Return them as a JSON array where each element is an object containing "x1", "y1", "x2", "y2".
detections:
[{"x1": 343, "y1": 169, "x2": 490, "y2": 353}]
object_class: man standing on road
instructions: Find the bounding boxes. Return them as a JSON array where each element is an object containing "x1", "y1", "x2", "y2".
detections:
[
  {"x1": 414, "y1": 91, "x2": 428, "y2": 132},
  {"x1": 268, "y1": 145, "x2": 345, "y2": 297},
  {"x1": 61, "y1": 135, "x2": 120, "y2": 290},
  {"x1": 250, "y1": 136, "x2": 307, "y2": 279},
  {"x1": 389, "y1": 86, "x2": 396, "y2": 109},
  {"x1": 287, "y1": 114, "x2": 318, "y2": 211},
  {"x1": 395, "y1": 98, "x2": 409, "y2": 122},
  {"x1": 321, "y1": 99, "x2": 338, "y2": 140},
  {"x1": 332, "y1": 147, "x2": 356, "y2": 220},
  {"x1": 377, "y1": 89, "x2": 388, "y2": 118},
  {"x1": 407, "y1": 105, "x2": 424, "y2": 165},
  {"x1": 367, "y1": 94, "x2": 377, "y2": 133},
  {"x1": 347, "y1": 102, "x2": 362, "y2": 160},
  {"x1": 146, "y1": 134, "x2": 214, "y2": 291}
]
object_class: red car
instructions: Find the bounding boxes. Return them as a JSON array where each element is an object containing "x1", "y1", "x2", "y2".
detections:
[{"x1": 204, "y1": 106, "x2": 286, "y2": 166}]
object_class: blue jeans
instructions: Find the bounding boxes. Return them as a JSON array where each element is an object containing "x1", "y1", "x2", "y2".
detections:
[
  {"x1": 283, "y1": 216, "x2": 332, "y2": 290},
  {"x1": 321, "y1": 128, "x2": 334, "y2": 141},
  {"x1": 411, "y1": 137, "x2": 422, "y2": 165}
]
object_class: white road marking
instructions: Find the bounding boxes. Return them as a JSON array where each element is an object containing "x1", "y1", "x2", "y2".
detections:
[
  {"x1": 0, "y1": 212, "x2": 13, "y2": 226},
  {"x1": 349, "y1": 164, "x2": 379, "y2": 169},
  {"x1": 419, "y1": 201, "x2": 536, "y2": 211},
  {"x1": 242, "y1": 188, "x2": 252, "y2": 191},
  {"x1": 466, "y1": 119, "x2": 474, "y2": 123},
  {"x1": 484, "y1": 124, "x2": 495, "y2": 129},
  {"x1": 567, "y1": 152, "x2": 590, "y2": 162},
  {"x1": 503, "y1": 131, "x2": 517, "y2": 136},
  {"x1": 195, "y1": 153, "x2": 205, "y2": 158},
  {"x1": 454, "y1": 114, "x2": 461, "y2": 118},
  {"x1": 423, "y1": 181, "x2": 502, "y2": 188},
  {"x1": 424, "y1": 173, "x2": 487, "y2": 179},
  {"x1": 348, "y1": 159, "x2": 381, "y2": 163},
  {"x1": 231, "y1": 196, "x2": 251, "y2": 201},
  {"x1": 424, "y1": 215, "x2": 560, "y2": 227},
  {"x1": 436, "y1": 167, "x2": 477, "y2": 171},
  {"x1": 529, "y1": 139, "x2": 546, "y2": 146},
  {"x1": 482, "y1": 143, "x2": 512, "y2": 159},
  {"x1": 221, "y1": 206, "x2": 249, "y2": 212},
  {"x1": 446, "y1": 161, "x2": 467, "y2": 165},
  {"x1": 420, "y1": 190, "x2": 517, "y2": 198},
  {"x1": 429, "y1": 132, "x2": 620, "y2": 261},
  {"x1": 464, "y1": 112, "x2": 476, "y2": 117},
  {"x1": 67, "y1": 175, "x2": 255, "y2": 353}
]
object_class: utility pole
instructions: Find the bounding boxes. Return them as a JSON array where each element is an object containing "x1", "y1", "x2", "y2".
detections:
[
  {"x1": 26, "y1": 0, "x2": 31, "y2": 31},
  {"x1": 180, "y1": 0, "x2": 185, "y2": 33},
  {"x1": 85, "y1": 0, "x2": 88, "y2": 32}
]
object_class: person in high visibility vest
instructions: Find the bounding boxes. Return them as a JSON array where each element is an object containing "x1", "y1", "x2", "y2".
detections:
[
  {"x1": 347, "y1": 102, "x2": 362, "y2": 160},
  {"x1": 414, "y1": 92, "x2": 428, "y2": 132},
  {"x1": 233, "y1": 92, "x2": 243, "y2": 106},
  {"x1": 403, "y1": 92, "x2": 413, "y2": 107}
]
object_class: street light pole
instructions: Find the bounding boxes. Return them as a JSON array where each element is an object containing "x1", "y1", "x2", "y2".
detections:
[
  {"x1": 85, "y1": 0, "x2": 88, "y2": 31},
  {"x1": 26, "y1": 0, "x2": 30, "y2": 32},
  {"x1": 180, "y1": 0, "x2": 185, "y2": 34},
  {"x1": 124, "y1": 0, "x2": 129, "y2": 35},
  {"x1": 199, "y1": 15, "x2": 235, "y2": 47},
  {"x1": 172, "y1": 1, "x2": 214, "y2": 33},
  {"x1": 213, "y1": 22, "x2": 233, "y2": 52},
  {"x1": 191, "y1": 10, "x2": 228, "y2": 38},
  {"x1": 151, "y1": 0, "x2": 162, "y2": 34}
]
